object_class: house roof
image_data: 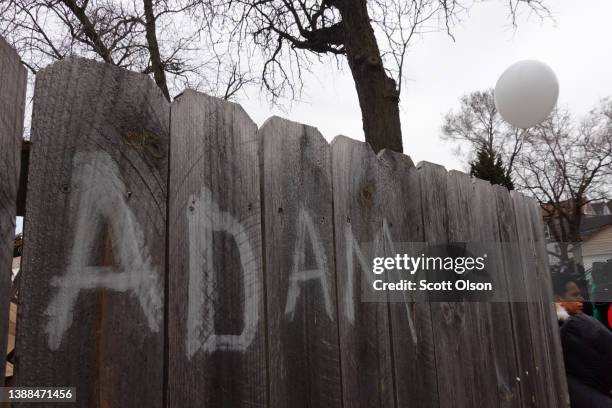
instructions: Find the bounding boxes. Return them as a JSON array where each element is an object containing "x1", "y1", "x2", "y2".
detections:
[
  {"x1": 581, "y1": 215, "x2": 612, "y2": 240},
  {"x1": 591, "y1": 202, "x2": 606, "y2": 214},
  {"x1": 591, "y1": 201, "x2": 612, "y2": 215}
]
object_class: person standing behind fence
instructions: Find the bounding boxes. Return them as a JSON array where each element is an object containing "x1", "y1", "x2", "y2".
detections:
[{"x1": 553, "y1": 276, "x2": 612, "y2": 407}]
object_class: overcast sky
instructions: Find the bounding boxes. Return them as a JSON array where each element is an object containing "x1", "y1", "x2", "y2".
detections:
[{"x1": 237, "y1": 0, "x2": 612, "y2": 172}]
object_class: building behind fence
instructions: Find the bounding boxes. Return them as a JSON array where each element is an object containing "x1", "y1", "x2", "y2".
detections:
[{"x1": 0, "y1": 37, "x2": 569, "y2": 407}]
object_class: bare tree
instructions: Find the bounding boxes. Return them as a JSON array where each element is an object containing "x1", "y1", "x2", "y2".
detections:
[
  {"x1": 208, "y1": 0, "x2": 550, "y2": 153},
  {"x1": 515, "y1": 104, "x2": 612, "y2": 261},
  {"x1": 441, "y1": 88, "x2": 525, "y2": 181},
  {"x1": 442, "y1": 90, "x2": 612, "y2": 261},
  {"x1": 0, "y1": 0, "x2": 253, "y2": 100}
]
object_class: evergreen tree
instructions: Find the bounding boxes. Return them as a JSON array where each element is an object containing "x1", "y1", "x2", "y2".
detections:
[{"x1": 470, "y1": 146, "x2": 514, "y2": 190}]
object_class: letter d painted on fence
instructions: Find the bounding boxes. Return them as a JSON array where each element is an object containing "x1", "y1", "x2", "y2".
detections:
[{"x1": 186, "y1": 186, "x2": 261, "y2": 357}]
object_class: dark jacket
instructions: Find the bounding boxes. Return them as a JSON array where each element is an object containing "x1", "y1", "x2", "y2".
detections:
[{"x1": 560, "y1": 312, "x2": 612, "y2": 407}]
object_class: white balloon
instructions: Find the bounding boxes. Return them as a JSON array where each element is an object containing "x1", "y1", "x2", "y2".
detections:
[{"x1": 494, "y1": 60, "x2": 559, "y2": 129}]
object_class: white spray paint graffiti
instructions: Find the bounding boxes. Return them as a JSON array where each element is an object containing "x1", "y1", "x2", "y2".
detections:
[
  {"x1": 284, "y1": 207, "x2": 333, "y2": 321},
  {"x1": 186, "y1": 186, "x2": 260, "y2": 358},
  {"x1": 343, "y1": 223, "x2": 374, "y2": 325},
  {"x1": 45, "y1": 152, "x2": 163, "y2": 351},
  {"x1": 344, "y1": 219, "x2": 417, "y2": 343}
]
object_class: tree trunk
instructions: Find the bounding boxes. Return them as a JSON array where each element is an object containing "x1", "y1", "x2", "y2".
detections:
[
  {"x1": 61, "y1": 0, "x2": 114, "y2": 64},
  {"x1": 335, "y1": 0, "x2": 403, "y2": 154},
  {"x1": 569, "y1": 201, "x2": 584, "y2": 266},
  {"x1": 143, "y1": 0, "x2": 171, "y2": 101},
  {"x1": 549, "y1": 218, "x2": 570, "y2": 263},
  {"x1": 558, "y1": 242, "x2": 570, "y2": 263}
]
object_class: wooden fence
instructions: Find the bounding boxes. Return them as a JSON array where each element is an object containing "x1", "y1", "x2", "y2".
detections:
[
  {"x1": 0, "y1": 46, "x2": 569, "y2": 407},
  {"x1": 0, "y1": 37, "x2": 27, "y2": 382}
]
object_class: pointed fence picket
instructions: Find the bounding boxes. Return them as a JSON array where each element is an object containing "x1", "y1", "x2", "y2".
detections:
[{"x1": 13, "y1": 58, "x2": 169, "y2": 407}]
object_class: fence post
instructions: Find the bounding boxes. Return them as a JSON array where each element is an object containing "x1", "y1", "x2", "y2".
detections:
[
  {"x1": 0, "y1": 37, "x2": 27, "y2": 381},
  {"x1": 167, "y1": 91, "x2": 267, "y2": 407},
  {"x1": 259, "y1": 117, "x2": 342, "y2": 407},
  {"x1": 14, "y1": 58, "x2": 169, "y2": 407}
]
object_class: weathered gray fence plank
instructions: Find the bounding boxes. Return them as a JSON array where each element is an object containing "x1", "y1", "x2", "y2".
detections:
[
  {"x1": 168, "y1": 91, "x2": 267, "y2": 407},
  {"x1": 14, "y1": 58, "x2": 169, "y2": 407},
  {"x1": 331, "y1": 136, "x2": 395, "y2": 408},
  {"x1": 526, "y1": 197, "x2": 570, "y2": 407},
  {"x1": 470, "y1": 178, "x2": 520, "y2": 406},
  {"x1": 494, "y1": 185, "x2": 539, "y2": 408},
  {"x1": 422, "y1": 166, "x2": 479, "y2": 408},
  {"x1": 0, "y1": 37, "x2": 27, "y2": 380},
  {"x1": 511, "y1": 191, "x2": 552, "y2": 407},
  {"x1": 260, "y1": 117, "x2": 342, "y2": 408},
  {"x1": 379, "y1": 151, "x2": 439, "y2": 408},
  {"x1": 521, "y1": 194, "x2": 556, "y2": 406},
  {"x1": 455, "y1": 174, "x2": 497, "y2": 408}
]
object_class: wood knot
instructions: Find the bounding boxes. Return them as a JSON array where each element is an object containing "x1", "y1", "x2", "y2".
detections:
[
  {"x1": 123, "y1": 129, "x2": 163, "y2": 159},
  {"x1": 441, "y1": 303, "x2": 453, "y2": 324},
  {"x1": 442, "y1": 302, "x2": 464, "y2": 325},
  {"x1": 359, "y1": 186, "x2": 374, "y2": 208}
]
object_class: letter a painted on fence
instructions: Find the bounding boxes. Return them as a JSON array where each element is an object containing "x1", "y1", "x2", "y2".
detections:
[
  {"x1": 45, "y1": 152, "x2": 163, "y2": 350},
  {"x1": 284, "y1": 207, "x2": 333, "y2": 321}
]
